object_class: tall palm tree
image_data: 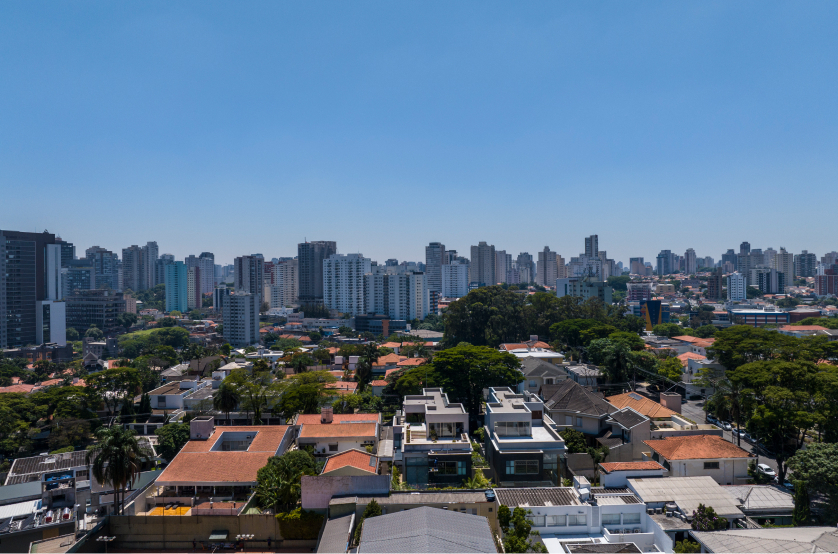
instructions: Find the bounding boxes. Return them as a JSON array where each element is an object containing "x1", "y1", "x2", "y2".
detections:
[
  {"x1": 214, "y1": 382, "x2": 240, "y2": 425},
  {"x1": 355, "y1": 343, "x2": 381, "y2": 392},
  {"x1": 86, "y1": 426, "x2": 146, "y2": 515}
]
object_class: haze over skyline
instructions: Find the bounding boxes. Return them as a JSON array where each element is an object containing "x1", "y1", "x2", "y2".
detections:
[{"x1": 2, "y1": 2, "x2": 837, "y2": 264}]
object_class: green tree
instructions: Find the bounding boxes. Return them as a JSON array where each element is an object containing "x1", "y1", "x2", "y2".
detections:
[
  {"x1": 443, "y1": 286, "x2": 527, "y2": 347},
  {"x1": 155, "y1": 423, "x2": 190, "y2": 461},
  {"x1": 256, "y1": 450, "x2": 317, "y2": 512},
  {"x1": 87, "y1": 426, "x2": 147, "y2": 515},
  {"x1": 158, "y1": 317, "x2": 176, "y2": 327},
  {"x1": 275, "y1": 372, "x2": 336, "y2": 419},
  {"x1": 66, "y1": 327, "x2": 80, "y2": 341},
  {"x1": 355, "y1": 342, "x2": 381, "y2": 392},
  {"x1": 116, "y1": 312, "x2": 138, "y2": 332},
  {"x1": 504, "y1": 507, "x2": 547, "y2": 553},
  {"x1": 691, "y1": 503, "x2": 728, "y2": 531},
  {"x1": 498, "y1": 504, "x2": 512, "y2": 529},
  {"x1": 652, "y1": 323, "x2": 683, "y2": 338},
  {"x1": 213, "y1": 382, "x2": 240, "y2": 424},
  {"x1": 673, "y1": 539, "x2": 701, "y2": 553},
  {"x1": 86, "y1": 368, "x2": 141, "y2": 418},
  {"x1": 559, "y1": 428, "x2": 587, "y2": 454},
  {"x1": 427, "y1": 345, "x2": 522, "y2": 423},
  {"x1": 0, "y1": 393, "x2": 42, "y2": 456},
  {"x1": 694, "y1": 324, "x2": 717, "y2": 338},
  {"x1": 787, "y1": 443, "x2": 838, "y2": 524},
  {"x1": 85, "y1": 326, "x2": 104, "y2": 340},
  {"x1": 657, "y1": 357, "x2": 684, "y2": 381}
]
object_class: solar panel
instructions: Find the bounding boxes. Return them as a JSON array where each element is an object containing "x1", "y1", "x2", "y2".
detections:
[{"x1": 628, "y1": 393, "x2": 643, "y2": 401}]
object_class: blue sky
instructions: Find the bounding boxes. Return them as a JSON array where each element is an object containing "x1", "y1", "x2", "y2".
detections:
[{"x1": 2, "y1": 2, "x2": 837, "y2": 266}]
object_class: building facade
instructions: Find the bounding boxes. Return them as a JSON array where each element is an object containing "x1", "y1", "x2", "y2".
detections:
[
  {"x1": 222, "y1": 291, "x2": 260, "y2": 346},
  {"x1": 469, "y1": 242, "x2": 496, "y2": 286},
  {"x1": 164, "y1": 261, "x2": 188, "y2": 313},
  {"x1": 65, "y1": 289, "x2": 126, "y2": 336},
  {"x1": 298, "y1": 241, "x2": 337, "y2": 306},
  {"x1": 727, "y1": 272, "x2": 746, "y2": 302},
  {"x1": 323, "y1": 253, "x2": 371, "y2": 316}
]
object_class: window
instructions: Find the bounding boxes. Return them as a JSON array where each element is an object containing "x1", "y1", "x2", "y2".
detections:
[
  {"x1": 602, "y1": 514, "x2": 621, "y2": 525},
  {"x1": 531, "y1": 410, "x2": 542, "y2": 420},
  {"x1": 495, "y1": 421, "x2": 531, "y2": 437},
  {"x1": 704, "y1": 461, "x2": 720, "y2": 470},
  {"x1": 543, "y1": 452, "x2": 558, "y2": 471},
  {"x1": 328, "y1": 444, "x2": 338, "y2": 452},
  {"x1": 568, "y1": 514, "x2": 587, "y2": 526},
  {"x1": 547, "y1": 515, "x2": 566, "y2": 526},
  {"x1": 76, "y1": 470, "x2": 89, "y2": 479},
  {"x1": 565, "y1": 416, "x2": 573, "y2": 426},
  {"x1": 437, "y1": 461, "x2": 466, "y2": 475},
  {"x1": 528, "y1": 515, "x2": 545, "y2": 527},
  {"x1": 506, "y1": 460, "x2": 539, "y2": 475},
  {"x1": 623, "y1": 512, "x2": 641, "y2": 525},
  {"x1": 545, "y1": 379, "x2": 553, "y2": 384},
  {"x1": 471, "y1": 509, "x2": 477, "y2": 515},
  {"x1": 429, "y1": 422, "x2": 458, "y2": 438},
  {"x1": 529, "y1": 380, "x2": 537, "y2": 388},
  {"x1": 576, "y1": 417, "x2": 583, "y2": 427}
]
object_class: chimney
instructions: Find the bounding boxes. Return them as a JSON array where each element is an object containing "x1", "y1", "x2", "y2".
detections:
[
  {"x1": 321, "y1": 406, "x2": 333, "y2": 424},
  {"x1": 660, "y1": 393, "x2": 682, "y2": 414}
]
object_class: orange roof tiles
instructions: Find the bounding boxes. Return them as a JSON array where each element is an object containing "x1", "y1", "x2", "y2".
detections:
[
  {"x1": 781, "y1": 325, "x2": 827, "y2": 331},
  {"x1": 672, "y1": 336, "x2": 702, "y2": 343},
  {"x1": 157, "y1": 425, "x2": 291, "y2": 484},
  {"x1": 0, "y1": 384, "x2": 39, "y2": 394},
  {"x1": 397, "y1": 357, "x2": 427, "y2": 367},
  {"x1": 381, "y1": 342, "x2": 402, "y2": 348},
  {"x1": 643, "y1": 434, "x2": 752, "y2": 461},
  {"x1": 371, "y1": 380, "x2": 388, "y2": 387},
  {"x1": 298, "y1": 422, "x2": 377, "y2": 438},
  {"x1": 606, "y1": 392, "x2": 677, "y2": 418},
  {"x1": 385, "y1": 368, "x2": 402, "y2": 378},
  {"x1": 677, "y1": 352, "x2": 707, "y2": 367},
  {"x1": 322, "y1": 449, "x2": 378, "y2": 475},
  {"x1": 296, "y1": 414, "x2": 380, "y2": 425},
  {"x1": 373, "y1": 353, "x2": 404, "y2": 367},
  {"x1": 599, "y1": 461, "x2": 666, "y2": 473},
  {"x1": 500, "y1": 343, "x2": 528, "y2": 351},
  {"x1": 326, "y1": 382, "x2": 358, "y2": 394}
]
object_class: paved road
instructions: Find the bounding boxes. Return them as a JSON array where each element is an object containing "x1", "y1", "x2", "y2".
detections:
[{"x1": 637, "y1": 386, "x2": 784, "y2": 478}]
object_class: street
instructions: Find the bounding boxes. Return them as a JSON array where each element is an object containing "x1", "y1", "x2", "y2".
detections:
[{"x1": 637, "y1": 387, "x2": 783, "y2": 478}]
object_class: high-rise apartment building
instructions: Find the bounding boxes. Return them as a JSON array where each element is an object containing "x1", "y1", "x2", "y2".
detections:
[
  {"x1": 65, "y1": 289, "x2": 125, "y2": 336},
  {"x1": 721, "y1": 249, "x2": 737, "y2": 270},
  {"x1": 298, "y1": 241, "x2": 337, "y2": 306},
  {"x1": 822, "y1": 252, "x2": 838, "y2": 266},
  {"x1": 156, "y1": 254, "x2": 175, "y2": 289},
  {"x1": 187, "y1": 267, "x2": 202, "y2": 310},
  {"x1": 515, "y1": 252, "x2": 533, "y2": 284},
  {"x1": 762, "y1": 248, "x2": 777, "y2": 269},
  {"x1": 233, "y1": 255, "x2": 264, "y2": 308},
  {"x1": 706, "y1": 268, "x2": 724, "y2": 301},
  {"x1": 794, "y1": 250, "x2": 817, "y2": 278},
  {"x1": 629, "y1": 257, "x2": 645, "y2": 275},
  {"x1": 387, "y1": 272, "x2": 429, "y2": 321},
  {"x1": 495, "y1": 250, "x2": 511, "y2": 285},
  {"x1": 469, "y1": 242, "x2": 496, "y2": 286},
  {"x1": 584, "y1": 235, "x2": 599, "y2": 258},
  {"x1": 727, "y1": 272, "x2": 747, "y2": 302},
  {"x1": 815, "y1": 265, "x2": 838, "y2": 297},
  {"x1": 537, "y1": 247, "x2": 559, "y2": 287},
  {"x1": 740, "y1": 242, "x2": 751, "y2": 256},
  {"x1": 750, "y1": 268, "x2": 785, "y2": 295},
  {"x1": 85, "y1": 246, "x2": 120, "y2": 290},
  {"x1": 122, "y1": 245, "x2": 145, "y2": 292},
  {"x1": 165, "y1": 262, "x2": 188, "y2": 313},
  {"x1": 656, "y1": 250, "x2": 673, "y2": 276},
  {"x1": 186, "y1": 253, "x2": 216, "y2": 295},
  {"x1": 323, "y1": 254, "x2": 371, "y2": 316},
  {"x1": 684, "y1": 248, "x2": 697, "y2": 274},
  {"x1": 223, "y1": 292, "x2": 260, "y2": 347},
  {"x1": 213, "y1": 284, "x2": 230, "y2": 312},
  {"x1": 425, "y1": 242, "x2": 446, "y2": 296},
  {"x1": 55, "y1": 237, "x2": 75, "y2": 267},
  {"x1": 0, "y1": 230, "x2": 68, "y2": 348},
  {"x1": 773, "y1": 247, "x2": 795, "y2": 286},
  {"x1": 269, "y1": 259, "x2": 299, "y2": 308},
  {"x1": 441, "y1": 261, "x2": 470, "y2": 298}
]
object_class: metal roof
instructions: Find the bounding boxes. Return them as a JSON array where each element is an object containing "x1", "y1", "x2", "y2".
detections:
[
  {"x1": 692, "y1": 527, "x2": 838, "y2": 553},
  {"x1": 316, "y1": 514, "x2": 353, "y2": 553},
  {"x1": 494, "y1": 487, "x2": 580, "y2": 507},
  {"x1": 628, "y1": 476, "x2": 744, "y2": 518},
  {"x1": 359, "y1": 506, "x2": 496, "y2": 553}
]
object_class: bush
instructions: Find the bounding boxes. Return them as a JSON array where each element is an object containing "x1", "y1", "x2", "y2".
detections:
[
  {"x1": 49, "y1": 446, "x2": 74, "y2": 454},
  {"x1": 276, "y1": 508, "x2": 324, "y2": 540}
]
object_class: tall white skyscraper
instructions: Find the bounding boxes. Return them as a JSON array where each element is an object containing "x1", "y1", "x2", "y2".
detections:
[
  {"x1": 727, "y1": 271, "x2": 747, "y2": 302},
  {"x1": 223, "y1": 291, "x2": 260, "y2": 346},
  {"x1": 442, "y1": 261, "x2": 469, "y2": 298},
  {"x1": 684, "y1": 248, "x2": 697, "y2": 274},
  {"x1": 323, "y1": 253, "x2": 371, "y2": 316},
  {"x1": 537, "y1": 247, "x2": 558, "y2": 287},
  {"x1": 270, "y1": 259, "x2": 299, "y2": 307},
  {"x1": 469, "y1": 242, "x2": 496, "y2": 286}
]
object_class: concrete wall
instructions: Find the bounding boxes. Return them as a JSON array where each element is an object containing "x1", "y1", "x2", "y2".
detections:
[
  {"x1": 601, "y1": 470, "x2": 666, "y2": 488},
  {"x1": 301, "y1": 475, "x2": 390, "y2": 511},
  {"x1": 669, "y1": 459, "x2": 750, "y2": 485},
  {"x1": 107, "y1": 514, "x2": 315, "y2": 551}
]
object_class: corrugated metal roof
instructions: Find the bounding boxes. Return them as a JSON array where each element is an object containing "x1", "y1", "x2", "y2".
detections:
[{"x1": 494, "y1": 487, "x2": 579, "y2": 507}]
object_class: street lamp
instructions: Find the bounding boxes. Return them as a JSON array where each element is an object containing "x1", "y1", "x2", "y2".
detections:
[
  {"x1": 235, "y1": 534, "x2": 254, "y2": 551},
  {"x1": 97, "y1": 536, "x2": 115, "y2": 554}
]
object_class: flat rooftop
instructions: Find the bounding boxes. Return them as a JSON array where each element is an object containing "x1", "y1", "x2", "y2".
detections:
[
  {"x1": 404, "y1": 388, "x2": 467, "y2": 415},
  {"x1": 148, "y1": 382, "x2": 190, "y2": 395},
  {"x1": 6, "y1": 451, "x2": 89, "y2": 485},
  {"x1": 494, "y1": 487, "x2": 581, "y2": 507},
  {"x1": 628, "y1": 476, "x2": 744, "y2": 519},
  {"x1": 330, "y1": 491, "x2": 490, "y2": 506}
]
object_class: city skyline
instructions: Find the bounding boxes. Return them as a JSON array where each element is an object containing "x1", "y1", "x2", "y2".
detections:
[{"x1": 2, "y1": 2, "x2": 838, "y2": 263}]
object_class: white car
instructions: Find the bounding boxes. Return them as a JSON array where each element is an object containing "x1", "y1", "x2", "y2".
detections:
[
  {"x1": 721, "y1": 421, "x2": 732, "y2": 431},
  {"x1": 756, "y1": 464, "x2": 776, "y2": 478},
  {"x1": 706, "y1": 415, "x2": 718, "y2": 424}
]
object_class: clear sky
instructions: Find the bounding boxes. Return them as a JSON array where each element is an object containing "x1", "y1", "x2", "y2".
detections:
[{"x1": 2, "y1": 2, "x2": 837, "y2": 266}]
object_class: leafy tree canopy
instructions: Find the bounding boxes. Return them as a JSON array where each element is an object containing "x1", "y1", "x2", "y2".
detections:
[{"x1": 155, "y1": 423, "x2": 190, "y2": 462}]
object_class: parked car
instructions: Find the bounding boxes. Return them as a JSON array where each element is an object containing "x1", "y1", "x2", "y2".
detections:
[
  {"x1": 721, "y1": 421, "x2": 732, "y2": 431},
  {"x1": 773, "y1": 476, "x2": 795, "y2": 491},
  {"x1": 732, "y1": 428, "x2": 745, "y2": 438},
  {"x1": 742, "y1": 432, "x2": 753, "y2": 443},
  {"x1": 706, "y1": 415, "x2": 718, "y2": 425},
  {"x1": 756, "y1": 464, "x2": 776, "y2": 478}
]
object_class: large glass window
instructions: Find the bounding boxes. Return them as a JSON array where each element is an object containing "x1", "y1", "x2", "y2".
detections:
[
  {"x1": 430, "y1": 422, "x2": 457, "y2": 438},
  {"x1": 436, "y1": 461, "x2": 466, "y2": 475},
  {"x1": 506, "y1": 460, "x2": 538, "y2": 475},
  {"x1": 623, "y1": 512, "x2": 641, "y2": 525},
  {"x1": 601, "y1": 514, "x2": 621, "y2": 525},
  {"x1": 568, "y1": 514, "x2": 587, "y2": 526},
  {"x1": 704, "y1": 462, "x2": 720, "y2": 470},
  {"x1": 547, "y1": 515, "x2": 566, "y2": 526},
  {"x1": 528, "y1": 515, "x2": 545, "y2": 527},
  {"x1": 494, "y1": 421, "x2": 531, "y2": 437}
]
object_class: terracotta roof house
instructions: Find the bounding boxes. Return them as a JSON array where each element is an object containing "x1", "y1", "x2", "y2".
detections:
[
  {"x1": 153, "y1": 417, "x2": 292, "y2": 508},
  {"x1": 677, "y1": 352, "x2": 707, "y2": 367},
  {"x1": 642, "y1": 434, "x2": 753, "y2": 485},
  {"x1": 397, "y1": 357, "x2": 427, "y2": 367},
  {"x1": 320, "y1": 449, "x2": 379, "y2": 476},
  {"x1": 598, "y1": 461, "x2": 667, "y2": 488},
  {"x1": 297, "y1": 411, "x2": 379, "y2": 458},
  {"x1": 326, "y1": 381, "x2": 358, "y2": 395},
  {"x1": 607, "y1": 392, "x2": 677, "y2": 419},
  {"x1": 296, "y1": 413, "x2": 380, "y2": 425}
]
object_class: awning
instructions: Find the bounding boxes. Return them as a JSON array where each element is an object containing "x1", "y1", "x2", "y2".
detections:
[{"x1": 208, "y1": 530, "x2": 229, "y2": 541}]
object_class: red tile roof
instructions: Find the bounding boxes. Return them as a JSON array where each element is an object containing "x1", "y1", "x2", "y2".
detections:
[
  {"x1": 643, "y1": 434, "x2": 752, "y2": 460},
  {"x1": 606, "y1": 392, "x2": 676, "y2": 418},
  {"x1": 397, "y1": 357, "x2": 427, "y2": 367},
  {"x1": 677, "y1": 352, "x2": 707, "y2": 367},
  {"x1": 296, "y1": 413, "x2": 380, "y2": 425},
  {"x1": 672, "y1": 336, "x2": 702, "y2": 343},
  {"x1": 326, "y1": 382, "x2": 358, "y2": 394},
  {"x1": 298, "y1": 422, "x2": 377, "y2": 438},
  {"x1": 381, "y1": 342, "x2": 402, "y2": 348},
  {"x1": 321, "y1": 449, "x2": 378, "y2": 475},
  {"x1": 373, "y1": 353, "x2": 404, "y2": 367},
  {"x1": 371, "y1": 380, "x2": 388, "y2": 387},
  {"x1": 0, "y1": 384, "x2": 39, "y2": 394},
  {"x1": 781, "y1": 325, "x2": 827, "y2": 331},
  {"x1": 599, "y1": 461, "x2": 666, "y2": 474}
]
